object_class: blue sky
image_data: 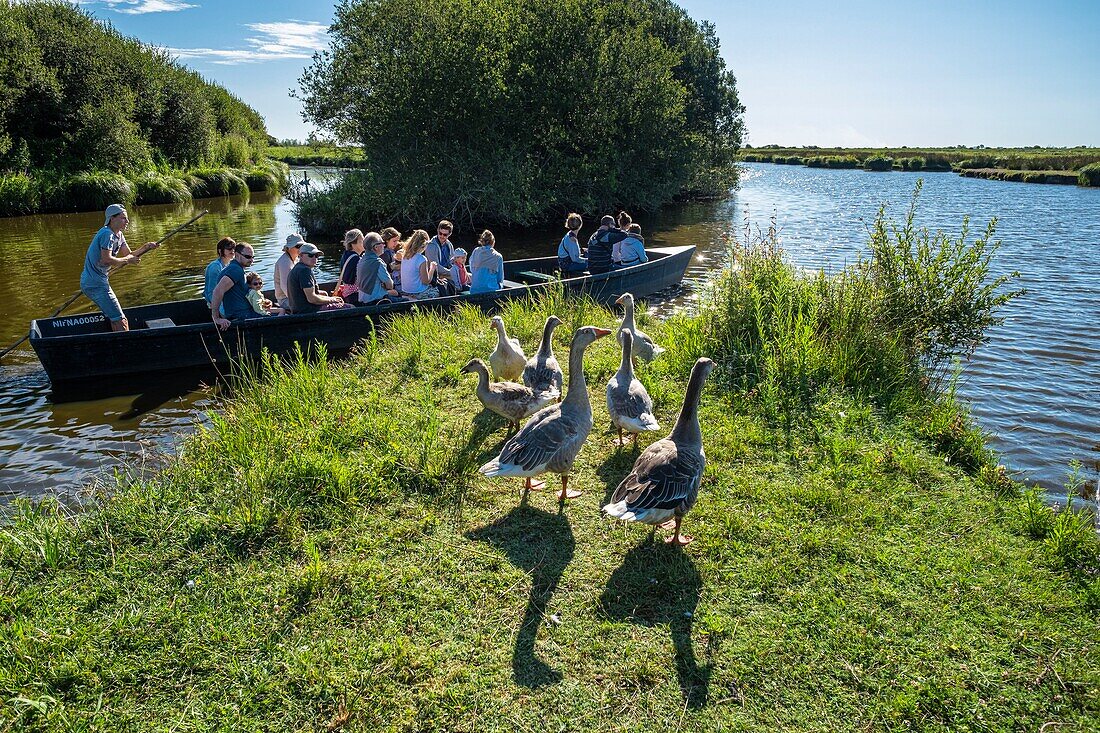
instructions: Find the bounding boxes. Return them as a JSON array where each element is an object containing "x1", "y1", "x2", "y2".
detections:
[{"x1": 78, "y1": 0, "x2": 1100, "y2": 147}]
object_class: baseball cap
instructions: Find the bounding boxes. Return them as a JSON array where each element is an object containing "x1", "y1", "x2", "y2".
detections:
[{"x1": 104, "y1": 203, "x2": 127, "y2": 225}]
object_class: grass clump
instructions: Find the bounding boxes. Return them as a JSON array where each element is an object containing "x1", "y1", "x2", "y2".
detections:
[
  {"x1": 0, "y1": 203, "x2": 1096, "y2": 730},
  {"x1": 1078, "y1": 162, "x2": 1100, "y2": 186},
  {"x1": 190, "y1": 168, "x2": 249, "y2": 199},
  {"x1": 0, "y1": 173, "x2": 40, "y2": 217},
  {"x1": 133, "y1": 171, "x2": 192, "y2": 205},
  {"x1": 46, "y1": 172, "x2": 135, "y2": 212},
  {"x1": 863, "y1": 155, "x2": 893, "y2": 171}
]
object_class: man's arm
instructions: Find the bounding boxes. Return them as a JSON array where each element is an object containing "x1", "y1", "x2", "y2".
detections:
[{"x1": 210, "y1": 276, "x2": 234, "y2": 330}]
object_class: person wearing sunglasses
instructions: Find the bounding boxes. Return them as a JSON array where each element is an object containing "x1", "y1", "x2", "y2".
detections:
[
  {"x1": 211, "y1": 242, "x2": 269, "y2": 330},
  {"x1": 287, "y1": 243, "x2": 353, "y2": 314}
]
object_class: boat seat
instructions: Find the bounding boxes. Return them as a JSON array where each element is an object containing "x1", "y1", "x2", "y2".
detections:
[
  {"x1": 501, "y1": 279, "x2": 525, "y2": 289},
  {"x1": 516, "y1": 270, "x2": 559, "y2": 283},
  {"x1": 144, "y1": 318, "x2": 176, "y2": 329}
]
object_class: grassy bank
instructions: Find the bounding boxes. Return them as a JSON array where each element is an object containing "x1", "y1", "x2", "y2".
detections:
[
  {"x1": 0, "y1": 160, "x2": 290, "y2": 218},
  {"x1": 741, "y1": 147, "x2": 1100, "y2": 186},
  {"x1": 266, "y1": 145, "x2": 368, "y2": 169},
  {"x1": 2, "y1": 207, "x2": 1098, "y2": 730}
]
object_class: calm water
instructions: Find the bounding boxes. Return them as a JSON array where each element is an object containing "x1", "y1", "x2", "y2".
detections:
[{"x1": 0, "y1": 164, "x2": 1096, "y2": 500}]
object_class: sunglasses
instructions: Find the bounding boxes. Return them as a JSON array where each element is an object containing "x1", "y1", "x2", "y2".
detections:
[
  {"x1": 239, "y1": 253, "x2": 254, "y2": 260},
  {"x1": 250, "y1": 281, "x2": 263, "y2": 287},
  {"x1": 302, "y1": 252, "x2": 319, "y2": 258}
]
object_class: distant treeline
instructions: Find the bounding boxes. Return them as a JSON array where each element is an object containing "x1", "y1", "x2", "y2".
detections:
[
  {"x1": 295, "y1": 0, "x2": 745, "y2": 231},
  {"x1": 0, "y1": 1, "x2": 284, "y2": 216},
  {"x1": 740, "y1": 147, "x2": 1100, "y2": 185}
]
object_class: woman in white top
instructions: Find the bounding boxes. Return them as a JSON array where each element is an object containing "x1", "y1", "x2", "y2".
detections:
[{"x1": 399, "y1": 229, "x2": 440, "y2": 300}]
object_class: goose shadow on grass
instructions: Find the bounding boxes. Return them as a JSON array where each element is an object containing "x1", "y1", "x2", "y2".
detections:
[
  {"x1": 599, "y1": 539, "x2": 710, "y2": 708},
  {"x1": 465, "y1": 504, "x2": 575, "y2": 688}
]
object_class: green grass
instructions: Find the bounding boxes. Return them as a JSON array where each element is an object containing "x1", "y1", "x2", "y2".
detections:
[
  {"x1": 266, "y1": 144, "x2": 368, "y2": 168},
  {"x1": 742, "y1": 146, "x2": 1100, "y2": 173},
  {"x1": 1, "y1": 237, "x2": 1097, "y2": 730}
]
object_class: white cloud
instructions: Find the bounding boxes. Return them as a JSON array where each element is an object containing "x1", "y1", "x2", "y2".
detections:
[
  {"x1": 169, "y1": 20, "x2": 328, "y2": 65},
  {"x1": 102, "y1": 0, "x2": 197, "y2": 14}
]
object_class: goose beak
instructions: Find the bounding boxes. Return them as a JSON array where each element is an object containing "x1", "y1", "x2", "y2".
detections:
[
  {"x1": 614, "y1": 295, "x2": 625, "y2": 305},
  {"x1": 593, "y1": 328, "x2": 612, "y2": 339}
]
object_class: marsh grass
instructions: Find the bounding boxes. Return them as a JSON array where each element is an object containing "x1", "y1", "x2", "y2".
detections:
[{"x1": 1, "y1": 241, "x2": 1098, "y2": 729}]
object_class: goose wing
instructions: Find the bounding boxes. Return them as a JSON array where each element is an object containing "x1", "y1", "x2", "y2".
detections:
[
  {"x1": 522, "y1": 355, "x2": 563, "y2": 393},
  {"x1": 608, "y1": 377, "x2": 655, "y2": 422},
  {"x1": 609, "y1": 438, "x2": 704, "y2": 514},
  {"x1": 486, "y1": 381, "x2": 545, "y2": 422},
  {"x1": 497, "y1": 405, "x2": 585, "y2": 473}
]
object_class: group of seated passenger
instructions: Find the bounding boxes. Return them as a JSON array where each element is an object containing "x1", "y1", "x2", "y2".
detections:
[
  {"x1": 205, "y1": 220, "x2": 510, "y2": 328},
  {"x1": 557, "y1": 211, "x2": 648, "y2": 275}
]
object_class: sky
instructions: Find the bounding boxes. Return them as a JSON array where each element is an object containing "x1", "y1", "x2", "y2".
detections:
[{"x1": 73, "y1": 0, "x2": 1100, "y2": 148}]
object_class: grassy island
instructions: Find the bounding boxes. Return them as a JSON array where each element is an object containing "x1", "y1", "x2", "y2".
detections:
[
  {"x1": 2, "y1": 204, "x2": 1098, "y2": 730},
  {"x1": 740, "y1": 147, "x2": 1100, "y2": 187}
]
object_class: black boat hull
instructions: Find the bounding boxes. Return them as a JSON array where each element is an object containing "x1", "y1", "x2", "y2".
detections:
[{"x1": 30, "y1": 246, "x2": 694, "y2": 392}]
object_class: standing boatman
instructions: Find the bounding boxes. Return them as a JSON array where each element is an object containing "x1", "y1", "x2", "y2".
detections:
[{"x1": 80, "y1": 203, "x2": 158, "y2": 332}]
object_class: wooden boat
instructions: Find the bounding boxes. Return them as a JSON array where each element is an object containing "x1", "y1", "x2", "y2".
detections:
[{"x1": 29, "y1": 245, "x2": 694, "y2": 393}]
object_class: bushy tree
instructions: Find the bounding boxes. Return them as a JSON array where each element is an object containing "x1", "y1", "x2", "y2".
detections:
[
  {"x1": 0, "y1": 0, "x2": 268, "y2": 173},
  {"x1": 296, "y1": 0, "x2": 744, "y2": 227}
]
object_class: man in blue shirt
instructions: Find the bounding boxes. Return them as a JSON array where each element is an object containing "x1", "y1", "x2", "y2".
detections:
[
  {"x1": 203, "y1": 237, "x2": 235, "y2": 309},
  {"x1": 211, "y1": 243, "x2": 268, "y2": 329},
  {"x1": 425, "y1": 220, "x2": 457, "y2": 296},
  {"x1": 79, "y1": 203, "x2": 158, "y2": 331}
]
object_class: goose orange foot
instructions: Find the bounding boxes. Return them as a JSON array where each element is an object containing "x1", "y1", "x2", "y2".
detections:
[
  {"x1": 524, "y1": 477, "x2": 546, "y2": 491},
  {"x1": 557, "y1": 475, "x2": 581, "y2": 502}
]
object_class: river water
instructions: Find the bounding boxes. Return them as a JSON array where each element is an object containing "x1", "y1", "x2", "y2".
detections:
[{"x1": 0, "y1": 165, "x2": 1096, "y2": 500}]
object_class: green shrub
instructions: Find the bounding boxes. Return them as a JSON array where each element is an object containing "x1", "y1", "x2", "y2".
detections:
[
  {"x1": 955, "y1": 157, "x2": 995, "y2": 170},
  {"x1": 1078, "y1": 162, "x2": 1100, "y2": 186},
  {"x1": 897, "y1": 156, "x2": 925, "y2": 171},
  {"x1": 49, "y1": 172, "x2": 135, "y2": 212},
  {"x1": 134, "y1": 172, "x2": 192, "y2": 205},
  {"x1": 190, "y1": 168, "x2": 249, "y2": 198},
  {"x1": 805, "y1": 155, "x2": 859, "y2": 169},
  {"x1": 214, "y1": 134, "x2": 255, "y2": 168},
  {"x1": 0, "y1": 173, "x2": 39, "y2": 217},
  {"x1": 922, "y1": 154, "x2": 952, "y2": 171},
  {"x1": 866, "y1": 181, "x2": 1023, "y2": 373},
  {"x1": 863, "y1": 155, "x2": 894, "y2": 172}
]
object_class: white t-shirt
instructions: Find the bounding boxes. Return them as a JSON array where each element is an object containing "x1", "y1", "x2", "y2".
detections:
[{"x1": 400, "y1": 253, "x2": 430, "y2": 294}]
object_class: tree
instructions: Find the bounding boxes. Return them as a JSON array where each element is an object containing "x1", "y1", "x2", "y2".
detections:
[{"x1": 296, "y1": 0, "x2": 744, "y2": 228}]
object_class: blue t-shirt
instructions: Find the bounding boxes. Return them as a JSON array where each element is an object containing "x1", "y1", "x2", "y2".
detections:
[
  {"x1": 219, "y1": 259, "x2": 253, "y2": 319},
  {"x1": 203, "y1": 258, "x2": 226, "y2": 303},
  {"x1": 81, "y1": 226, "x2": 125, "y2": 284}
]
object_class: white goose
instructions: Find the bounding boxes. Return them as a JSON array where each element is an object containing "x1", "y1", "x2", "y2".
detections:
[
  {"x1": 606, "y1": 330, "x2": 660, "y2": 449},
  {"x1": 615, "y1": 292, "x2": 664, "y2": 362},
  {"x1": 480, "y1": 326, "x2": 612, "y2": 502},
  {"x1": 489, "y1": 315, "x2": 527, "y2": 381},
  {"x1": 461, "y1": 359, "x2": 557, "y2": 431},
  {"x1": 603, "y1": 357, "x2": 714, "y2": 545},
  {"x1": 522, "y1": 315, "x2": 564, "y2": 398}
]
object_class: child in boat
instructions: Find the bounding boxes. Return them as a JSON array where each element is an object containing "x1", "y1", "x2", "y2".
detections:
[
  {"x1": 245, "y1": 272, "x2": 285, "y2": 315},
  {"x1": 449, "y1": 248, "x2": 471, "y2": 292},
  {"x1": 614, "y1": 223, "x2": 648, "y2": 269}
]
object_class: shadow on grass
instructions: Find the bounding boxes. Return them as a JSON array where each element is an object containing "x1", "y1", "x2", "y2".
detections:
[
  {"x1": 595, "y1": 442, "x2": 640, "y2": 506},
  {"x1": 599, "y1": 539, "x2": 710, "y2": 708},
  {"x1": 465, "y1": 505, "x2": 575, "y2": 688}
]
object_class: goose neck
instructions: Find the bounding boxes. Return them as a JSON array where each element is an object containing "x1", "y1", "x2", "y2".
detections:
[
  {"x1": 538, "y1": 321, "x2": 556, "y2": 356},
  {"x1": 669, "y1": 365, "x2": 707, "y2": 444},
  {"x1": 563, "y1": 340, "x2": 591, "y2": 408}
]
